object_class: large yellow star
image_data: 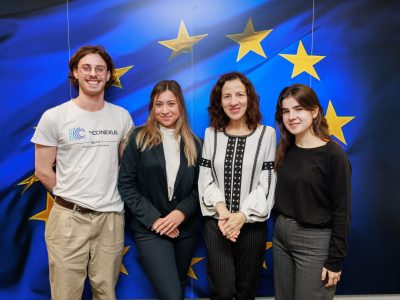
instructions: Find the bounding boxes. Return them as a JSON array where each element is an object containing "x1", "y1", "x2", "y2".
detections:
[
  {"x1": 279, "y1": 40, "x2": 326, "y2": 80},
  {"x1": 158, "y1": 20, "x2": 208, "y2": 61},
  {"x1": 325, "y1": 100, "x2": 355, "y2": 145},
  {"x1": 112, "y1": 66, "x2": 133, "y2": 89},
  {"x1": 29, "y1": 192, "x2": 55, "y2": 224},
  {"x1": 226, "y1": 18, "x2": 273, "y2": 62},
  {"x1": 18, "y1": 174, "x2": 39, "y2": 194},
  {"x1": 262, "y1": 241, "x2": 273, "y2": 269},
  {"x1": 187, "y1": 257, "x2": 204, "y2": 280},
  {"x1": 120, "y1": 246, "x2": 131, "y2": 275}
]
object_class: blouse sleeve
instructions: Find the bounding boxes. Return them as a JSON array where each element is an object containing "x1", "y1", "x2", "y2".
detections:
[
  {"x1": 198, "y1": 128, "x2": 225, "y2": 217},
  {"x1": 240, "y1": 127, "x2": 277, "y2": 222}
]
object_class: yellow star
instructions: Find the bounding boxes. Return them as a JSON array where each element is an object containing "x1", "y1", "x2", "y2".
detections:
[
  {"x1": 187, "y1": 257, "x2": 204, "y2": 280},
  {"x1": 279, "y1": 40, "x2": 326, "y2": 80},
  {"x1": 29, "y1": 192, "x2": 55, "y2": 224},
  {"x1": 262, "y1": 241, "x2": 273, "y2": 269},
  {"x1": 112, "y1": 66, "x2": 133, "y2": 89},
  {"x1": 158, "y1": 20, "x2": 208, "y2": 61},
  {"x1": 226, "y1": 18, "x2": 273, "y2": 62},
  {"x1": 325, "y1": 100, "x2": 355, "y2": 145},
  {"x1": 120, "y1": 246, "x2": 131, "y2": 275},
  {"x1": 18, "y1": 173, "x2": 39, "y2": 194}
]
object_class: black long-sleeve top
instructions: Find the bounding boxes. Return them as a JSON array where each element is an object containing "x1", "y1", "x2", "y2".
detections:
[{"x1": 274, "y1": 141, "x2": 351, "y2": 272}]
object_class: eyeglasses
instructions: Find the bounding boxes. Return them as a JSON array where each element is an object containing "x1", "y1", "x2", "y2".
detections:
[{"x1": 77, "y1": 64, "x2": 107, "y2": 76}]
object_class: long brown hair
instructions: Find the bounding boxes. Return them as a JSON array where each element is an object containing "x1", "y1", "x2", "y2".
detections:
[
  {"x1": 136, "y1": 80, "x2": 198, "y2": 166},
  {"x1": 275, "y1": 84, "x2": 332, "y2": 170},
  {"x1": 208, "y1": 72, "x2": 261, "y2": 131},
  {"x1": 68, "y1": 45, "x2": 116, "y2": 88}
]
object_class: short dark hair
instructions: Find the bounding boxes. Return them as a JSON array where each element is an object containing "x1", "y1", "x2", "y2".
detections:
[
  {"x1": 68, "y1": 45, "x2": 116, "y2": 88},
  {"x1": 208, "y1": 72, "x2": 261, "y2": 131}
]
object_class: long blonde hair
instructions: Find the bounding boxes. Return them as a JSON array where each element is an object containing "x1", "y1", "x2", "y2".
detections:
[{"x1": 136, "y1": 80, "x2": 198, "y2": 166}]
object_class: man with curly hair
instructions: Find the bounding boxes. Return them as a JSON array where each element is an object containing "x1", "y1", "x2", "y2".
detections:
[{"x1": 31, "y1": 45, "x2": 133, "y2": 300}]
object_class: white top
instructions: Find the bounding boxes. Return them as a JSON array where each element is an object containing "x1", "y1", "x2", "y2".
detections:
[
  {"x1": 198, "y1": 125, "x2": 277, "y2": 222},
  {"x1": 31, "y1": 100, "x2": 133, "y2": 212},
  {"x1": 160, "y1": 126, "x2": 181, "y2": 201}
]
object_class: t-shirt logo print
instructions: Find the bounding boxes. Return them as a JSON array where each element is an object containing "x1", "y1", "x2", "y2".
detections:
[{"x1": 69, "y1": 127, "x2": 86, "y2": 141}]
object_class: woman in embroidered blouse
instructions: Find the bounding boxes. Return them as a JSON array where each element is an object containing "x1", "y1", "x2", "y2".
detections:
[
  {"x1": 198, "y1": 72, "x2": 276, "y2": 299},
  {"x1": 273, "y1": 84, "x2": 351, "y2": 300},
  {"x1": 118, "y1": 80, "x2": 202, "y2": 300}
]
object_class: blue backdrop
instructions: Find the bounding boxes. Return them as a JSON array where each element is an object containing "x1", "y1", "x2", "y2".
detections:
[{"x1": 1, "y1": 0, "x2": 399, "y2": 298}]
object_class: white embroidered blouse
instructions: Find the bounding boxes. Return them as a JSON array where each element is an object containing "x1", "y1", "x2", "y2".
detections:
[{"x1": 198, "y1": 125, "x2": 276, "y2": 222}]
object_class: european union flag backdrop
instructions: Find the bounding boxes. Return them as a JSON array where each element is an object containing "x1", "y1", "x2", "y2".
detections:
[{"x1": 1, "y1": 0, "x2": 399, "y2": 298}]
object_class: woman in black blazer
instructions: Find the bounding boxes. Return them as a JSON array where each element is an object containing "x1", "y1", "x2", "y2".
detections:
[{"x1": 118, "y1": 80, "x2": 202, "y2": 300}]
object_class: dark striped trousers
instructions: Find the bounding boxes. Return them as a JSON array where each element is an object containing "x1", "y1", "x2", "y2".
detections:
[{"x1": 204, "y1": 217, "x2": 266, "y2": 300}]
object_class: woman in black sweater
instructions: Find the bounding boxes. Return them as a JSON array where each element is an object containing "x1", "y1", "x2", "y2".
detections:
[{"x1": 273, "y1": 84, "x2": 351, "y2": 300}]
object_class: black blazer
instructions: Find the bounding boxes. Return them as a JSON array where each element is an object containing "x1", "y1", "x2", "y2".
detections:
[{"x1": 118, "y1": 127, "x2": 202, "y2": 237}]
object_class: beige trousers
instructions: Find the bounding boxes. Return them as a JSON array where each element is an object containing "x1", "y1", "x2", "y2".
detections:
[{"x1": 45, "y1": 202, "x2": 124, "y2": 300}]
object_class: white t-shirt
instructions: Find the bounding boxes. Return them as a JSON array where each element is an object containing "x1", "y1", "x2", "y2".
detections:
[{"x1": 31, "y1": 100, "x2": 133, "y2": 212}]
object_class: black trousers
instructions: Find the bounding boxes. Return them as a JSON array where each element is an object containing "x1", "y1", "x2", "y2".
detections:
[
  {"x1": 134, "y1": 232, "x2": 198, "y2": 300},
  {"x1": 204, "y1": 218, "x2": 266, "y2": 300}
]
